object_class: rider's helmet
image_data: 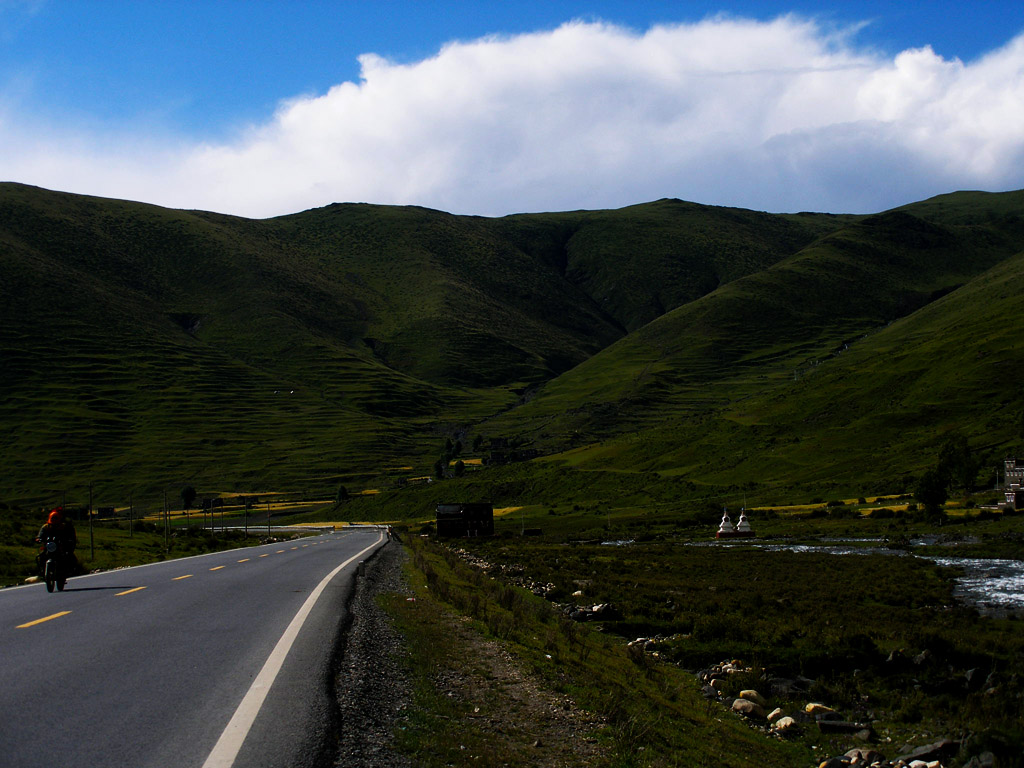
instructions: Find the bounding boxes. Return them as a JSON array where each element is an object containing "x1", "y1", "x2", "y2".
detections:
[{"x1": 48, "y1": 508, "x2": 63, "y2": 525}]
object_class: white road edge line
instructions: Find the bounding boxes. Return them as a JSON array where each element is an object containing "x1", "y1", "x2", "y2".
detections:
[{"x1": 201, "y1": 530, "x2": 384, "y2": 768}]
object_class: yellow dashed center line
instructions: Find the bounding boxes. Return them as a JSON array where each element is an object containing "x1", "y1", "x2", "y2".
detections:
[
  {"x1": 172, "y1": 574, "x2": 193, "y2": 581},
  {"x1": 17, "y1": 611, "x2": 71, "y2": 629},
  {"x1": 116, "y1": 587, "x2": 147, "y2": 596},
  {"x1": 237, "y1": 558, "x2": 250, "y2": 563},
  {"x1": 290, "y1": 547, "x2": 298, "y2": 550},
  {"x1": 259, "y1": 554, "x2": 269, "y2": 558},
  {"x1": 209, "y1": 566, "x2": 226, "y2": 571},
  {"x1": 276, "y1": 550, "x2": 285, "y2": 554}
]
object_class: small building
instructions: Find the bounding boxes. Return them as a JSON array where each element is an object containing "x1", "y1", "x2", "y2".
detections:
[
  {"x1": 1005, "y1": 458, "x2": 1024, "y2": 509},
  {"x1": 436, "y1": 502, "x2": 494, "y2": 537}
]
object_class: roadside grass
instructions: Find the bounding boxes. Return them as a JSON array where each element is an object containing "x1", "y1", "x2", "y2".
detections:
[{"x1": 388, "y1": 534, "x2": 809, "y2": 767}]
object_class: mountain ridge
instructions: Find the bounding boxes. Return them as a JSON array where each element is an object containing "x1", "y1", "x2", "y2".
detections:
[{"x1": 2, "y1": 182, "x2": 1023, "y2": 509}]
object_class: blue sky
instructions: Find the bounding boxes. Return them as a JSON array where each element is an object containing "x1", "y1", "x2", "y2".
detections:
[{"x1": 2, "y1": 1, "x2": 1024, "y2": 217}]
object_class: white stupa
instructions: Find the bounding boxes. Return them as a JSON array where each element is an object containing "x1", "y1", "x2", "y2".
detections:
[
  {"x1": 716, "y1": 506, "x2": 755, "y2": 539},
  {"x1": 716, "y1": 507, "x2": 735, "y2": 538},
  {"x1": 735, "y1": 508, "x2": 753, "y2": 535}
]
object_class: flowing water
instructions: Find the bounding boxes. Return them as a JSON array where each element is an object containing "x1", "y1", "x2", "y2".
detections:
[
  {"x1": 924, "y1": 556, "x2": 1024, "y2": 617},
  {"x1": 690, "y1": 538, "x2": 1024, "y2": 616}
]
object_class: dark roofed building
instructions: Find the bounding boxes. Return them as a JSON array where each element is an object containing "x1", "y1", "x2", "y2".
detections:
[{"x1": 436, "y1": 502, "x2": 494, "y2": 537}]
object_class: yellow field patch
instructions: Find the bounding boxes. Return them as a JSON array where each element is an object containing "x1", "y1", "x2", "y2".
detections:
[
  {"x1": 493, "y1": 506, "x2": 523, "y2": 517},
  {"x1": 448, "y1": 458, "x2": 483, "y2": 466}
]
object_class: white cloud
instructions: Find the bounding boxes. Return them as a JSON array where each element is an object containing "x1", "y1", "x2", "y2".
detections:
[{"x1": 2, "y1": 15, "x2": 1024, "y2": 217}]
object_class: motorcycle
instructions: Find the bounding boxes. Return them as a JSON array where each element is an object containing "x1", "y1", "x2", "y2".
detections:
[{"x1": 38, "y1": 536, "x2": 69, "y2": 593}]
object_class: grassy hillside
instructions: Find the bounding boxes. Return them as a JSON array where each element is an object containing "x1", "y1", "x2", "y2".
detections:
[
  {"x1": 3, "y1": 183, "x2": 1024, "y2": 511},
  {"x1": 484, "y1": 199, "x2": 850, "y2": 332},
  {"x1": 481, "y1": 192, "x2": 1024, "y2": 501}
]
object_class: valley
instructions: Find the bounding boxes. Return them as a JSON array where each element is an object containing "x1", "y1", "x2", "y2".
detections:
[{"x1": 3, "y1": 183, "x2": 1024, "y2": 766}]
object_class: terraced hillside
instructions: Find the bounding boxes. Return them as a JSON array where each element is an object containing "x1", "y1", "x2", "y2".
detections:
[
  {"x1": 485, "y1": 191, "x2": 1024, "y2": 500},
  {"x1": 2, "y1": 183, "x2": 1023, "y2": 510}
]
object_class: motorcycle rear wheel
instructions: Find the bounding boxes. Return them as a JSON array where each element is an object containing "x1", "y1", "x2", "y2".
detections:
[{"x1": 44, "y1": 561, "x2": 55, "y2": 592}]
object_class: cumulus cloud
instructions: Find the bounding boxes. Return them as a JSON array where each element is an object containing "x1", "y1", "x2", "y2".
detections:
[{"x1": 2, "y1": 14, "x2": 1024, "y2": 217}]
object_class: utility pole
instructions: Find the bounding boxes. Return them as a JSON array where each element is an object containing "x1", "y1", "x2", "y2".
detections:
[
  {"x1": 163, "y1": 489, "x2": 169, "y2": 550},
  {"x1": 129, "y1": 491, "x2": 134, "y2": 538},
  {"x1": 89, "y1": 482, "x2": 94, "y2": 561}
]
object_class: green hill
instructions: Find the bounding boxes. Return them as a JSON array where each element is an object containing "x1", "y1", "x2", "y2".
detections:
[
  {"x1": 2, "y1": 183, "x2": 1024, "y2": 511},
  {"x1": 483, "y1": 191, "x2": 1024, "y2": 499}
]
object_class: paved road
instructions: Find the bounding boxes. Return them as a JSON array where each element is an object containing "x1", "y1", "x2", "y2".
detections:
[{"x1": 0, "y1": 527, "x2": 385, "y2": 768}]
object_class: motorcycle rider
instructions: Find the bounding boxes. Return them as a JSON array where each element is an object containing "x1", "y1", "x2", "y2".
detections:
[{"x1": 35, "y1": 507, "x2": 78, "y2": 577}]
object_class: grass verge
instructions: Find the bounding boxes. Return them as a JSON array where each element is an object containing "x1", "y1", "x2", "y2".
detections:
[{"x1": 383, "y1": 534, "x2": 809, "y2": 767}]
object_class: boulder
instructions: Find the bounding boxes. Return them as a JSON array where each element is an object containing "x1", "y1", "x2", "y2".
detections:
[
  {"x1": 772, "y1": 716, "x2": 797, "y2": 732},
  {"x1": 965, "y1": 752, "x2": 996, "y2": 768},
  {"x1": 845, "y1": 748, "x2": 886, "y2": 765},
  {"x1": 731, "y1": 698, "x2": 766, "y2": 719},
  {"x1": 767, "y1": 707, "x2": 784, "y2": 722},
  {"x1": 739, "y1": 689, "x2": 767, "y2": 707},
  {"x1": 896, "y1": 739, "x2": 958, "y2": 765},
  {"x1": 805, "y1": 702, "x2": 835, "y2": 716}
]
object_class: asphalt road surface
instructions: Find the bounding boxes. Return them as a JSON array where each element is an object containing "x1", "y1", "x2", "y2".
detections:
[{"x1": 0, "y1": 527, "x2": 385, "y2": 768}]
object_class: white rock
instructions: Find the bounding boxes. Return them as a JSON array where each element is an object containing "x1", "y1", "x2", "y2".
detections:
[
  {"x1": 731, "y1": 698, "x2": 766, "y2": 718},
  {"x1": 740, "y1": 689, "x2": 767, "y2": 707}
]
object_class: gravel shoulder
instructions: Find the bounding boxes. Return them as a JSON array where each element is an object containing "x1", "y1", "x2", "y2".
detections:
[
  {"x1": 330, "y1": 539, "x2": 610, "y2": 767},
  {"x1": 332, "y1": 540, "x2": 414, "y2": 768}
]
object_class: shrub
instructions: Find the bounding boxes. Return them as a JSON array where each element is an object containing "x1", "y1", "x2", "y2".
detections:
[{"x1": 827, "y1": 505, "x2": 857, "y2": 519}]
